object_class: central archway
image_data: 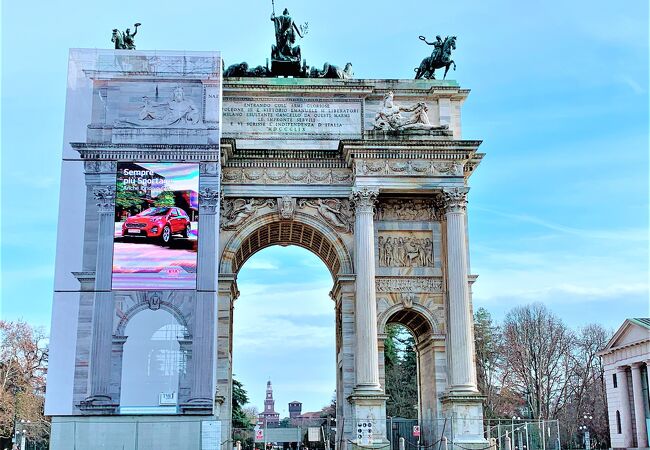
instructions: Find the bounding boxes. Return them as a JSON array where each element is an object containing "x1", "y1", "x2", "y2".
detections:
[
  {"x1": 220, "y1": 212, "x2": 354, "y2": 277},
  {"x1": 217, "y1": 210, "x2": 355, "y2": 447}
]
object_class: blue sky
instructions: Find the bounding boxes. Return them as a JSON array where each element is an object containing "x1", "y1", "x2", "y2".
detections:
[{"x1": 1, "y1": 0, "x2": 648, "y2": 413}]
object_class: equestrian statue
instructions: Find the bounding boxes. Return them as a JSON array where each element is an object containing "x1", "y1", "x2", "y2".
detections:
[
  {"x1": 414, "y1": 35, "x2": 456, "y2": 80},
  {"x1": 111, "y1": 23, "x2": 141, "y2": 50}
]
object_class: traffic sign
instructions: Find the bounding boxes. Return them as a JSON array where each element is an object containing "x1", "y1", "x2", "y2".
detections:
[
  {"x1": 413, "y1": 426, "x2": 420, "y2": 437},
  {"x1": 255, "y1": 429, "x2": 264, "y2": 441}
]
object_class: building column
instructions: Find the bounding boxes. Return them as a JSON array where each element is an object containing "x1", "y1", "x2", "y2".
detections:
[
  {"x1": 441, "y1": 187, "x2": 477, "y2": 393},
  {"x1": 617, "y1": 366, "x2": 634, "y2": 448},
  {"x1": 439, "y1": 187, "x2": 485, "y2": 446},
  {"x1": 350, "y1": 187, "x2": 381, "y2": 393},
  {"x1": 216, "y1": 274, "x2": 238, "y2": 450},
  {"x1": 348, "y1": 188, "x2": 387, "y2": 448},
  {"x1": 83, "y1": 184, "x2": 118, "y2": 412},
  {"x1": 631, "y1": 363, "x2": 648, "y2": 447}
]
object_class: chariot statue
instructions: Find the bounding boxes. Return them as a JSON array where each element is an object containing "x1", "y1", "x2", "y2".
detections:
[{"x1": 414, "y1": 35, "x2": 456, "y2": 80}]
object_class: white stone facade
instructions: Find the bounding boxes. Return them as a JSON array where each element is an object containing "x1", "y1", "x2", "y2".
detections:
[{"x1": 599, "y1": 319, "x2": 650, "y2": 449}]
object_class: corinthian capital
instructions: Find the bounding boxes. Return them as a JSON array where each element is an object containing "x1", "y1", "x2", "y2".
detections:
[
  {"x1": 441, "y1": 187, "x2": 469, "y2": 214},
  {"x1": 93, "y1": 185, "x2": 116, "y2": 213},
  {"x1": 350, "y1": 187, "x2": 379, "y2": 214},
  {"x1": 199, "y1": 187, "x2": 221, "y2": 214}
]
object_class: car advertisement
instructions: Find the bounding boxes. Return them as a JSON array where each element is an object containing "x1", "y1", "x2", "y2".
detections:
[{"x1": 112, "y1": 162, "x2": 199, "y2": 289}]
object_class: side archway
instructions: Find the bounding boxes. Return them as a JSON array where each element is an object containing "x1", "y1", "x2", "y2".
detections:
[{"x1": 379, "y1": 306, "x2": 444, "y2": 445}]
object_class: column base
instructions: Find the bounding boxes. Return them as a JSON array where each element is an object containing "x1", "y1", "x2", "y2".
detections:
[
  {"x1": 179, "y1": 397, "x2": 213, "y2": 415},
  {"x1": 441, "y1": 393, "x2": 487, "y2": 447},
  {"x1": 348, "y1": 392, "x2": 389, "y2": 449},
  {"x1": 77, "y1": 395, "x2": 119, "y2": 414}
]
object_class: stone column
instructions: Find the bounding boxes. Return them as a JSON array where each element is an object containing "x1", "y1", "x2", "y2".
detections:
[
  {"x1": 350, "y1": 187, "x2": 381, "y2": 392},
  {"x1": 86, "y1": 184, "x2": 118, "y2": 410},
  {"x1": 348, "y1": 188, "x2": 387, "y2": 448},
  {"x1": 216, "y1": 274, "x2": 238, "y2": 448},
  {"x1": 441, "y1": 187, "x2": 477, "y2": 393},
  {"x1": 630, "y1": 363, "x2": 648, "y2": 447},
  {"x1": 616, "y1": 366, "x2": 634, "y2": 448},
  {"x1": 439, "y1": 187, "x2": 485, "y2": 446}
]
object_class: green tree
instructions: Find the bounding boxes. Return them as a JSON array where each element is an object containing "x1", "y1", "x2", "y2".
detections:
[
  {"x1": 474, "y1": 307, "x2": 506, "y2": 419},
  {"x1": 384, "y1": 324, "x2": 418, "y2": 419},
  {"x1": 232, "y1": 378, "x2": 252, "y2": 429}
]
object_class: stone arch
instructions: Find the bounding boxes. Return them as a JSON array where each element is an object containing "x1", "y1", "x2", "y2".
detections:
[
  {"x1": 378, "y1": 304, "x2": 441, "y2": 342},
  {"x1": 116, "y1": 298, "x2": 191, "y2": 338},
  {"x1": 219, "y1": 211, "x2": 353, "y2": 277},
  {"x1": 379, "y1": 304, "x2": 444, "y2": 441}
]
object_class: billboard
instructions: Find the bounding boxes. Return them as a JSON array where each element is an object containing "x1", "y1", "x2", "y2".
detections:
[{"x1": 112, "y1": 162, "x2": 199, "y2": 289}]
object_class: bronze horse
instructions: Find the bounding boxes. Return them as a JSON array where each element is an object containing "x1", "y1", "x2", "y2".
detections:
[{"x1": 415, "y1": 35, "x2": 457, "y2": 80}]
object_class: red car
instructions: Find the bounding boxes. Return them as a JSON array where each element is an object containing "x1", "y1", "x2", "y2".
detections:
[{"x1": 122, "y1": 207, "x2": 191, "y2": 243}]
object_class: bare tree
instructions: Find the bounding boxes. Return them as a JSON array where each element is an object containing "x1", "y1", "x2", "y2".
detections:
[
  {"x1": 502, "y1": 303, "x2": 574, "y2": 419},
  {"x1": 560, "y1": 324, "x2": 610, "y2": 448},
  {"x1": 0, "y1": 320, "x2": 49, "y2": 446}
]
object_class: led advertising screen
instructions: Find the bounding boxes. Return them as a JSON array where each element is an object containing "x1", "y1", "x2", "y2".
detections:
[{"x1": 112, "y1": 162, "x2": 199, "y2": 289}]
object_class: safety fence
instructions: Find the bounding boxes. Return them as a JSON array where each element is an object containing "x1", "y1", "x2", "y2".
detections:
[{"x1": 233, "y1": 418, "x2": 561, "y2": 450}]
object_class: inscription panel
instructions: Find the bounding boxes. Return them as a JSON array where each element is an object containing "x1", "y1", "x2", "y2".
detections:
[{"x1": 223, "y1": 97, "x2": 362, "y2": 139}]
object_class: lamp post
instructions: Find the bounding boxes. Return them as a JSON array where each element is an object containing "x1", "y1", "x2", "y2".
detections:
[
  {"x1": 511, "y1": 417, "x2": 521, "y2": 450},
  {"x1": 579, "y1": 414, "x2": 593, "y2": 450}
]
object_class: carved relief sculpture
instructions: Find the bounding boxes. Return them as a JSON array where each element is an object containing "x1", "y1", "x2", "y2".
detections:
[
  {"x1": 278, "y1": 196, "x2": 296, "y2": 220},
  {"x1": 115, "y1": 86, "x2": 202, "y2": 127},
  {"x1": 376, "y1": 199, "x2": 435, "y2": 221},
  {"x1": 378, "y1": 234, "x2": 433, "y2": 267},
  {"x1": 297, "y1": 198, "x2": 354, "y2": 233},
  {"x1": 220, "y1": 198, "x2": 275, "y2": 230},
  {"x1": 373, "y1": 91, "x2": 448, "y2": 131}
]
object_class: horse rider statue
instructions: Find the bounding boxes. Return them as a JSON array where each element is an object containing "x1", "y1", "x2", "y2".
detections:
[
  {"x1": 414, "y1": 35, "x2": 457, "y2": 80},
  {"x1": 111, "y1": 23, "x2": 141, "y2": 50}
]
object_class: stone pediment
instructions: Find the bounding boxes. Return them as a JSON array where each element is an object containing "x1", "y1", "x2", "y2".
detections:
[{"x1": 600, "y1": 318, "x2": 650, "y2": 354}]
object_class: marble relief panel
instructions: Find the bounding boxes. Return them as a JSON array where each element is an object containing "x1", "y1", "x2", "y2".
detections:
[{"x1": 377, "y1": 231, "x2": 433, "y2": 268}]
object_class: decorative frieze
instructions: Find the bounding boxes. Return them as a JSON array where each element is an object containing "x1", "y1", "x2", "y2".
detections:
[
  {"x1": 297, "y1": 198, "x2": 353, "y2": 233},
  {"x1": 222, "y1": 167, "x2": 352, "y2": 185},
  {"x1": 355, "y1": 159, "x2": 464, "y2": 177},
  {"x1": 376, "y1": 277, "x2": 443, "y2": 293},
  {"x1": 376, "y1": 199, "x2": 435, "y2": 221}
]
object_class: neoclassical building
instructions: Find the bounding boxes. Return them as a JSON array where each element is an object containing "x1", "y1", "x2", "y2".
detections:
[
  {"x1": 46, "y1": 49, "x2": 486, "y2": 450},
  {"x1": 600, "y1": 318, "x2": 650, "y2": 449}
]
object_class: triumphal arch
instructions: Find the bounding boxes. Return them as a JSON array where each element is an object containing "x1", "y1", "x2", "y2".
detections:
[{"x1": 46, "y1": 23, "x2": 485, "y2": 450}]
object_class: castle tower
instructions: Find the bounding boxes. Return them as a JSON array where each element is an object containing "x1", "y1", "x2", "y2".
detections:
[
  {"x1": 288, "y1": 401, "x2": 302, "y2": 419},
  {"x1": 258, "y1": 380, "x2": 280, "y2": 427}
]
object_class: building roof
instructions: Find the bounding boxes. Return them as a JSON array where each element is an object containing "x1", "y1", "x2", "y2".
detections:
[
  {"x1": 629, "y1": 318, "x2": 650, "y2": 329},
  {"x1": 599, "y1": 318, "x2": 650, "y2": 356}
]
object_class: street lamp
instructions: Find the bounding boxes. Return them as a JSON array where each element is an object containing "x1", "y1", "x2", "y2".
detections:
[
  {"x1": 580, "y1": 414, "x2": 593, "y2": 450},
  {"x1": 511, "y1": 417, "x2": 521, "y2": 450}
]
